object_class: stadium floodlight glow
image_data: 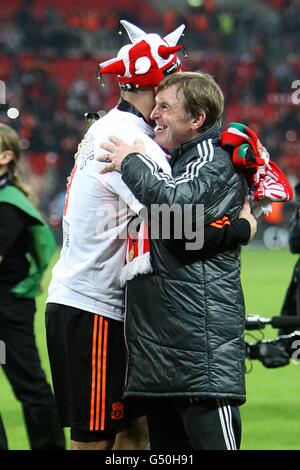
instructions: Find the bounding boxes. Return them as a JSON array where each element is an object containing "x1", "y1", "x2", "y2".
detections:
[
  {"x1": 0, "y1": 80, "x2": 6, "y2": 104},
  {"x1": 187, "y1": 0, "x2": 203, "y2": 7},
  {"x1": 20, "y1": 138, "x2": 30, "y2": 150},
  {"x1": 7, "y1": 107, "x2": 19, "y2": 119}
]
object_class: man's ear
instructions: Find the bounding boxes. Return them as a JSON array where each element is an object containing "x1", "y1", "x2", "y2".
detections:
[
  {"x1": 0, "y1": 150, "x2": 14, "y2": 165},
  {"x1": 191, "y1": 112, "x2": 206, "y2": 130}
]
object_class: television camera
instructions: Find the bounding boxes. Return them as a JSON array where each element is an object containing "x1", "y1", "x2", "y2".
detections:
[{"x1": 245, "y1": 315, "x2": 300, "y2": 368}]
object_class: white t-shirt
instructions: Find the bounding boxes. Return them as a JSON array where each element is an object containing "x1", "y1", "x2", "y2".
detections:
[{"x1": 47, "y1": 108, "x2": 170, "y2": 321}]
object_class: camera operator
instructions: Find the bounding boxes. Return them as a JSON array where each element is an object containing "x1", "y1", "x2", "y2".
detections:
[{"x1": 279, "y1": 182, "x2": 300, "y2": 334}]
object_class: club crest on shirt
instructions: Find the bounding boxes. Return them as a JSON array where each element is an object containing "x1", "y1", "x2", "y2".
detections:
[{"x1": 111, "y1": 401, "x2": 124, "y2": 420}]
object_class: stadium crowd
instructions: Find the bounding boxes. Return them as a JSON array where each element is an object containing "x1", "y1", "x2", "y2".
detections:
[{"x1": 0, "y1": 0, "x2": 299, "y2": 217}]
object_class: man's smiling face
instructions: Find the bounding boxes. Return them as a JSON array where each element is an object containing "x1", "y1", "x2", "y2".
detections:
[{"x1": 150, "y1": 85, "x2": 198, "y2": 149}]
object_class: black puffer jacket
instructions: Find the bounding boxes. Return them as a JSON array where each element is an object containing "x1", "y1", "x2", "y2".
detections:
[{"x1": 121, "y1": 125, "x2": 248, "y2": 403}]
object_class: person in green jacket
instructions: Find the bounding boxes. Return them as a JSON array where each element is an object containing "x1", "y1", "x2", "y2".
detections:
[{"x1": 0, "y1": 123, "x2": 65, "y2": 450}]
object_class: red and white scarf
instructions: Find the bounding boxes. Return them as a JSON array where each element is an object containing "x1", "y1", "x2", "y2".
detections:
[
  {"x1": 221, "y1": 123, "x2": 293, "y2": 216},
  {"x1": 120, "y1": 149, "x2": 171, "y2": 286},
  {"x1": 120, "y1": 218, "x2": 151, "y2": 286}
]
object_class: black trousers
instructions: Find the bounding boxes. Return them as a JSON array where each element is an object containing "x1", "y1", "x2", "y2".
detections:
[
  {"x1": 0, "y1": 293, "x2": 65, "y2": 450},
  {"x1": 146, "y1": 397, "x2": 241, "y2": 450}
]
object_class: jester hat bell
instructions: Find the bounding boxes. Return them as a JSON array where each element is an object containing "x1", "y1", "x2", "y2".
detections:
[{"x1": 98, "y1": 20, "x2": 185, "y2": 90}]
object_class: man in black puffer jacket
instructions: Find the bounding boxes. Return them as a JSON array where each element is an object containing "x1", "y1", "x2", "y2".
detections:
[{"x1": 101, "y1": 72, "x2": 250, "y2": 450}]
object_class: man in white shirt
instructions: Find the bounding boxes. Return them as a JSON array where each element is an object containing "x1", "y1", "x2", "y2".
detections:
[
  {"x1": 45, "y1": 20, "x2": 184, "y2": 450},
  {"x1": 46, "y1": 20, "x2": 256, "y2": 451}
]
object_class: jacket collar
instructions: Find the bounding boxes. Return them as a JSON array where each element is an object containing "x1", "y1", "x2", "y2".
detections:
[
  {"x1": 170, "y1": 123, "x2": 220, "y2": 165},
  {"x1": 117, "y1": 98, "x2": 148, "y2": 124}
]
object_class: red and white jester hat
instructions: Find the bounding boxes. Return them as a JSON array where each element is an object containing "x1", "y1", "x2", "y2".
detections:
[{"x1": 98, "y1": 20, "x2": 185, "y2": 90}]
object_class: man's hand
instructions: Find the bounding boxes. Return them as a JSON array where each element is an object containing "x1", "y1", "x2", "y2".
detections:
[
  {"x1": 238, "y1": 197, "x2": 257, "y2": 242},
  {"x1": 98, "y1": 136, "x2": 145, "y2": 174}
]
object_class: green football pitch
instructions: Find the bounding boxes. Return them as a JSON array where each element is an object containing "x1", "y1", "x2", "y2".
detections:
[{"x1": 0, "y1": 248, "x2": 299, "y2": 450}]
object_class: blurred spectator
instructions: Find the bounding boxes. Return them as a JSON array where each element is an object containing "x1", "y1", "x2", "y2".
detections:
[{"x1": 0, "y1": 122, "x2": 65, "y2": 450}]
